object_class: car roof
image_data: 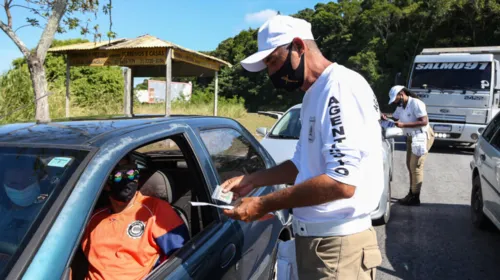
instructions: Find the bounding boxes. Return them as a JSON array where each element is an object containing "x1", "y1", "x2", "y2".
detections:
[{"x1": 0, "y1": 115, "x2": 231, "y2": 147}]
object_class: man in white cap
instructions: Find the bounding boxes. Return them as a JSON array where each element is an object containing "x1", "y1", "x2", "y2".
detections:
[
  {"x1": 384, "y1": 85, "x2": 434, "y2": 206},
  {"x1": 222, "y1": 15, "x2": 384, "y2": 279}
]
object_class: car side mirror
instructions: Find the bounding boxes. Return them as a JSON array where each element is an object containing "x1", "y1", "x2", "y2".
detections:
[
  {"x1": 384, "y1": 127, "x2": 404, "y2": 139},
  {"x1": 256, "y1": 127, "x2": 268, "y2": 137}
]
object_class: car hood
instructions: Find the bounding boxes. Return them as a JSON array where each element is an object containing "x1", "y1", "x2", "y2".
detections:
[{"x1": 260, "y1": 137, "x2": 298, "y2": 165}]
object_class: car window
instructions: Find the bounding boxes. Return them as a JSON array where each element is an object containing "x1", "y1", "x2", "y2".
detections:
[
  {"x1": 268, "y1": 108, "x2": 301, "y2": 139},
  {"x1": 482, "y1": 112, "x2": 500, "y2": 142},
  {"x1": 490, "y1": 130, "x2": 500, "y2": 150},
  {"x1": 0, "y1": 147, "x2": 88, "y2": 276},
  {"x1": 135, "y1": 139, "x2": 181, "y2": 154},
  {"x1": 134, "y1": 138, "x2": 184, "y2": 168},
  {"x1": 200, "y1": 128, "x2": 266, "y2": 183}
]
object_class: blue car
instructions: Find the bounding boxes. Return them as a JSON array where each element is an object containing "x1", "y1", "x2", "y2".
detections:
[{"x1": 0, "y1": 116, "x2": 292, "y2": 280}]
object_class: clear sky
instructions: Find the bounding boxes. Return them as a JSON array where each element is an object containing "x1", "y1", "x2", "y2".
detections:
[{"x1": 0, "y1": 0, "x2": 330, "y2": 74}]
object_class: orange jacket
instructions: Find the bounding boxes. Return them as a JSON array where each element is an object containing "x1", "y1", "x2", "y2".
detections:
[{"x1": 82, "y1": 192, "x2": 188, "y2": 280}]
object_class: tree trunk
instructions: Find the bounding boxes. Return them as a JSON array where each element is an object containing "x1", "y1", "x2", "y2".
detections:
[{"x1": 27, "y1": 56, "x2": 50, "y2": 123}]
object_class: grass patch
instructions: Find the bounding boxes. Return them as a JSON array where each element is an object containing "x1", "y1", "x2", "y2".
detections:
[
  {"x1": 133, "y1": 102, "x2": 247, "y2": 119},
  {"x1": 236, "y1": 113, "x2": 277, "y2": 140}
]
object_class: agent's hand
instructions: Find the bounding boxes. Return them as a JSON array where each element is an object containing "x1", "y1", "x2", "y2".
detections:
[
  {"x1": 381, "y1": 114, "x2": 388, "y2": 121},
  {"x1": 221, "y1": 175, "x2": 255, "y2": 200},
  {"x1": 223, "y1": 197, "x2": 268, "y2": 222},
  {"x1": 395, "y1": 121, "x2": 405, "y2": 128}
]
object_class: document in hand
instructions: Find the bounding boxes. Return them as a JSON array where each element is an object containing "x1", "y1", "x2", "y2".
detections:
[
  {"x1": 212, "y1": 185, "x2": 234, "y2": 204},
  {"x1": 190, "y1": 201, "x2": 234, "y2": 210},
  {"x1": 190, "y1": 202, "x2": 275, "y2": 221},
  {"x1": 380, "y1": 120, "x2": 396, "y2": 129}
]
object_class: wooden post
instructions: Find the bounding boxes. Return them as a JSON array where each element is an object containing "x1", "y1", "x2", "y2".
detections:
[
  {"x1": 130, "y1": 67, "x2": 135, "y2": 116},
  {"x1": 123, "y1": 67, "x2": 132, "y2": 117},
  {"x1": 165, "y1": 48, "x2": 172, "y2": 116},
  {"x1": 65, "y1": 55, "x2": 70, "y2": 118},
  {"x1": 214, "y1": 71, "x2": 218, "y2": 116}
]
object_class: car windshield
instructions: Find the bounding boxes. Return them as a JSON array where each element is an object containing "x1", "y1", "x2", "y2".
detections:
[
  {"x1": 410, "y1": 61, "x2": 492, "y2": 91},
  {"x1": 0, "y1": 146, "x2": 88, "y2": 276},
  {"x1": 268, "y1": 108, "x2": 301, "y2": 139}
]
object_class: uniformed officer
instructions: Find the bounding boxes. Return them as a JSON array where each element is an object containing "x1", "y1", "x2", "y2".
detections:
[
  {"x1": 383, "y1": 85, "x2": 435, "y2": 206},
  {"x1": 221, "y1": 15, "x2": 384, "y2": 279}
]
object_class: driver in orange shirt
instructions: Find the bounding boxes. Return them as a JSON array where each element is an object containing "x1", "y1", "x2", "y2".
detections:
[{"x1": 81, "y1": 157, "x2": 189, "y2": 280}]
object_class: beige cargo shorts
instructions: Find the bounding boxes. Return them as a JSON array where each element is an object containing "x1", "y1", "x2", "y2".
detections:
[{"x1": 295, "y1": 227, "x2": 382, "y2": 280}]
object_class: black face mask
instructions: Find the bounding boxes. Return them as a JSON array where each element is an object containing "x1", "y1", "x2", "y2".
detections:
[
  {"x1": 269, "y1": 44, "x2": 305, "y2": 92},
  {"x1": 109, "y1": 180, "x2": 138, "y2": 203}
]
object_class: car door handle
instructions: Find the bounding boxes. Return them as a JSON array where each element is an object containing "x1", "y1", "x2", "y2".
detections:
[
  {"x1": 480, "y1": 154, "x2": 486, "y2": 161},
  {"x1": 220, "y1": 243, "x2": 236, "y2": 268}
]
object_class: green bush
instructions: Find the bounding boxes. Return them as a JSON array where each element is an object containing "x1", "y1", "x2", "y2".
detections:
[
  {"x1": 0, "y1": 66, "x2": 35, "y2": 124},
  {"x1": 70, "y1": 66, "x2": 124, "y2": 114}
]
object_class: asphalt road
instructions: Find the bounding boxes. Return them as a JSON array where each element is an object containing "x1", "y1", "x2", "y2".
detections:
[{"x1": 375, "y1": 139, "x2": 500, "y2": 280}]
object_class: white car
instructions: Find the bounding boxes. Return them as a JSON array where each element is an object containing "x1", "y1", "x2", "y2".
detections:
[
  {"x1": 257, "y1": 104, "x2": 398, "y2": 225},
  {"x1": 470, "y1": 112, "x2": 500, "y2": 230}
]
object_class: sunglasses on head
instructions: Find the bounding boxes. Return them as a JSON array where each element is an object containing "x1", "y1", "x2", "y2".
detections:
[{"x1": 108, "y1": 169, "x2": 139, "y2": 183}]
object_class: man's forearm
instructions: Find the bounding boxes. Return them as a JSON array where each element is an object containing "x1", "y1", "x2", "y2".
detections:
[
  {"x1": 249, "y1": 160, "x2": 298, "y2": 188},
  {"x1": 260, "y1": 174, "x2": 355, "y2": 212},
  {"x1": 403, "y1": 120, "x2": 427, "y2": 128}
]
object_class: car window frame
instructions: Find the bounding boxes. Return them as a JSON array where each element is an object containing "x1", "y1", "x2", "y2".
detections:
[
  {"x1": 143, "y1": 130, "x2": 239, "y2": 279},
  {"x1": 489, "y1": 126, "x2": 500, "y2": 151},
  {"x1": 482, "y1": 111, "x2": 500, "y2": 142},
  {"x1": 3, "y1": 143, "x2": 96, "y2": 280},
  {"x1": 147, "y1": 123, "x2": 279, "y2": 279},
  {"x1": 268, "y1": 108, "x2": 301, "y2": 139}
]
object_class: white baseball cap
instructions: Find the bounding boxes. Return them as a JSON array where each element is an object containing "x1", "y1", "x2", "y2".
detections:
[
  {"x1": 240, "y1": 15, "x2": 315, "y2": 72},
  {"x1": 388, "y1": 85, "x2": 405, "y2": 104}
]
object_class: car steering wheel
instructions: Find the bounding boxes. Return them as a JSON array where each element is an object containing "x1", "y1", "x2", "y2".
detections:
[{"x1": 0, "y1": 241, "x2": 17, "y2": 257}]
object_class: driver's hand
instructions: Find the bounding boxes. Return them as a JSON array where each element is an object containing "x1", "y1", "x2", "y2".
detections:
[
  {"x1": 223, "y1": 197, "x2": 267, "y2": 222},
  {"x1": 221, "y1": 175, "x2": 255, "y2": 200},
  {"x1": 381, "y1": 114, "x2": 388, "y2": 120}
]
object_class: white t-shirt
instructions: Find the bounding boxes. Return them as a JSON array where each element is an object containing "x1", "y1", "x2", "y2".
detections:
[
  {"x1": 392, "y1": 97, "x2": 430, "y2": 135},
  {"x1": 291, "y1": 63, "x2": 384, "y2": 234}
]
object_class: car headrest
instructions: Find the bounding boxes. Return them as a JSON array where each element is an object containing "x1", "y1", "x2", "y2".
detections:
[{"x1": 140, "y1": 171, "x2": 174, "y2": 203}]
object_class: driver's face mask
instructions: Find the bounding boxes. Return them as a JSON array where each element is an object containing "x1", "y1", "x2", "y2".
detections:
[
  {"x1": 107, "y1": 167, "x2": 139, "y2": 203},
  {"x1": 4, "y1": 182, "x2": 41, "y2": 207}
]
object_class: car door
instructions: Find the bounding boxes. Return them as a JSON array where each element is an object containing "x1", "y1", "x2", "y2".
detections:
[
  {"x1": 145, "y1": 127, "x2": 241, "y2": 280},
  {"x1": 155, "y1": 221, "x2": 241, "y2": 280},
  {"x1": 479, "y1": 131, "x2": 500, "y2": 222},
  {"x1": 477, "y1": 112, "x2": 500, "y2": 221},
  {"x1": 197, "y1": 127, "x2": 284, "y2": 280}
]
